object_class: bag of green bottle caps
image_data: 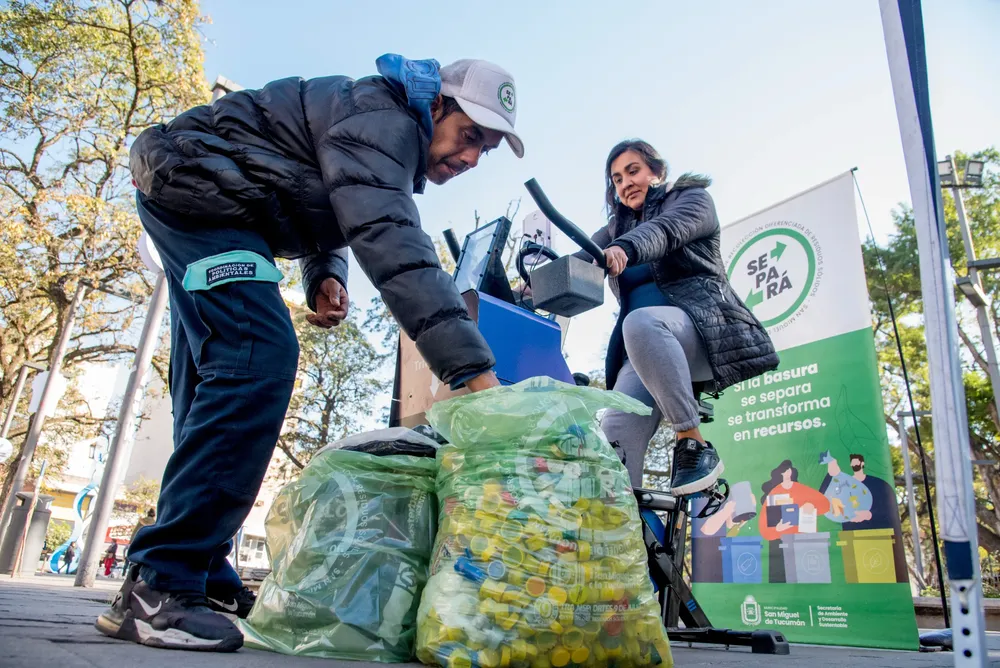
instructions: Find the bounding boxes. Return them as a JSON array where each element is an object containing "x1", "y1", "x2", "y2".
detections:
[
  {"x1": 416, "y1": 377, "x2": 674, "y2": 668},
  {"x1": 239, "y1": 428, "x2": 439, "y2": 662}
]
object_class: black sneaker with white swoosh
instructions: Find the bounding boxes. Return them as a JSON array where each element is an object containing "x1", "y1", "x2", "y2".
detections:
[
  {"x1": 207, "y1": 586, "x2": 256, "y2": 619},
  {"x1": 96, "y1": 566, "x2": 243, "y2": 652}
]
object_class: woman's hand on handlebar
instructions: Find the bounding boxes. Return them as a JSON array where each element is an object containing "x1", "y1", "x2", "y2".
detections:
[{"x1": 605, "y1": 246, "x2": 629, "y2": 277}]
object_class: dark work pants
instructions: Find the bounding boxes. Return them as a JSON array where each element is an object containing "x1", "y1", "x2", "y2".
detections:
[{"x1": 127, "y1": 194, "x2": 299, "y2": 593}]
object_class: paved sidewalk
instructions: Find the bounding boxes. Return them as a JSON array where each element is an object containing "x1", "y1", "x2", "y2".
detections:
[{"x1": 1, "y1": 574, "x2": 997, "y2": 667}]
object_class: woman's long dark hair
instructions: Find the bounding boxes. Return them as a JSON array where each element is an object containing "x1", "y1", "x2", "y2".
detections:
[
  {"x1": 604, "y1": 139, "x2": 668, "y2": 219},
  {"x1": 761, "y1": 460, "x2": 798, "y2": 497}
]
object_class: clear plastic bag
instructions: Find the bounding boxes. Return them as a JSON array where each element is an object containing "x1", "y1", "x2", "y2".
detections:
[
  {"x1": 416, "y1": 378, "x2": 674, "y2": 668},
  {"x1": 239, "y1": 428, "x2": 438, "y2": 662}
]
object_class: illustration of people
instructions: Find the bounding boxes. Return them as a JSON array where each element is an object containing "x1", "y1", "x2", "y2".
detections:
[
  {"x1": 820, "y1": 453, "x2": 907, "y2": 583},
  {"x1": 817, "y1": 450, "x2": 873, "y2": 522},
  {"x1": 691, "y1": 481, "x2": 759, "y2": 582},
  {"x1": 759, "y1": 460, "x2": 830, "y2": 583}
]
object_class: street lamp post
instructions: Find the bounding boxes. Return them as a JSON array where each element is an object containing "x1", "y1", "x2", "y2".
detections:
[
  {"x1": 75, "y1": 274, "x2": 168, "y2": 587},
  {"x1": 938, "y1": 156, "x2": 1000, "y2": 425}
]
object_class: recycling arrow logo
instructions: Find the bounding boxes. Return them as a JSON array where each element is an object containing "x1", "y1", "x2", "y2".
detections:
[{"x1": 727, "y1": 227, "x2": 818, "y2": 328}]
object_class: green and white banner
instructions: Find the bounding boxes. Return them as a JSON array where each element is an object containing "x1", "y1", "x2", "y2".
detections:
[{"x1": 693, "y1": 171, "x2": 919, "y2": 650}]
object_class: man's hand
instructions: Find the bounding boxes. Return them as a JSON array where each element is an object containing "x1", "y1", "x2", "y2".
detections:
[
  {"x1": 827, "y1": 460, "x2": 841, "y2": 476},
  {"x1": 854, "y1": 510, "x2": 873, "y2": 522},
  {"x1": 605, "y1": 246, "x2": 629, "y2": 277},
  {"x1": 775, "y1": 520, "x2": 793, "y2": 533},
  {"x1": 465, "y1": 370, "x2": 501, "y2": 393},
  {"x1": 307, "y1": 278, "x2": 349, "y2": 329}
]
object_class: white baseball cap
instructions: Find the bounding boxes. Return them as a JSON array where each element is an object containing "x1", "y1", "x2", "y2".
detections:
[{"x1": 440, "y1": 59, "x2": 524, "y2": 158}]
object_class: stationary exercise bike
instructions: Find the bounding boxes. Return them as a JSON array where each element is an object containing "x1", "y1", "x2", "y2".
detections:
[
  {"x1": 389, "y1": 178, "x2": 788, "y2": 654},
  {"x1": 521, "y1": 181, "x2": 787, "y2": 654}
]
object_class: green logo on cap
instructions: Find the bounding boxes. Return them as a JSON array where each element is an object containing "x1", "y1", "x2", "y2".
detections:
[{"x1": 498, "y1": 82, "x2": 515, "y2": 114}]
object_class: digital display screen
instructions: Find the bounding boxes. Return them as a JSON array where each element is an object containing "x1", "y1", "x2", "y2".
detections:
[{"x1": 453, "y1": 221, "x2": 502, "y2": 294}]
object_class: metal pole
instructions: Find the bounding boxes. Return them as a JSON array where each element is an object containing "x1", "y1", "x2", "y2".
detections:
[
  {"x1": 75, "y1": 274, "x2": 168, "y2": 588},
  {"x1": 0, "y1": 282, "x2": 87, "y2": 546},
  {"x1": 947, "y1": 155, "x2": 1000, "y2": 422},
  {"x1": 880, "y1": 2, "x2": 987, "y2": 662},
  {"x1": 0, "y1": 363, "x2": 46, "y2": 439},
  {"x1": 898, "y1": 415, "x2": 924, "y2": 582}
]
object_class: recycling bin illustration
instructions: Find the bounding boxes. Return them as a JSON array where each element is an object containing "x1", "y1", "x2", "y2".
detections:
[
  {"x1": 779, "y1": 532, "x2": 831, "y2": 584},
  {"x1": 720, "y1": 536, "x2": 763, "y2": 584},
  {"x1": 836, "y1": 528, "x2": 897, "y2": 584}
]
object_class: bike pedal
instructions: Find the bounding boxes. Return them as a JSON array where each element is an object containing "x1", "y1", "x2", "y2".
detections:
[{"x1": 692, "y1": 479, "x2": 731, "y2": 518}]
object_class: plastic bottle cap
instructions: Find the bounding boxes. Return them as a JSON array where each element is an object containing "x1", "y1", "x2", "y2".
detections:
[
  {"x1": 448, "y1": 648, "x2": 472, "y2": 668},
  {"x1": 471, "y1": 534, "x2": 490, "y2": 553},
  {"x1": 548, "y1": 587, "x2": 568, "y2": 605},
  {"x1": 500, "y1": 520, "x2": 523, "y2": 542},
  {"x1": 563, "y1": 628, "x2": 585, "y2": 648},
  {"x1": 550, "y1": 647, "x2": 571, "y2": 667},
  {"x1": 526, "y1": 576, "x2": 547, "y2": 597},
  {"x1": 479, "y1": 648, "x2": 500, "y2": 668},
  {"x1": 488, "y1": 561, "x2": 506, "y2": 580},
  {"x1": 503, "y1": 546, "x2": 525, "y2": 568},
  {"x1": 571, "y1": 647, "x2": 590, "y2": 663}
]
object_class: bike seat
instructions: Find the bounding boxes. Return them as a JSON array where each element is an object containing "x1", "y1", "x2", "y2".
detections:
[{"x1": 691, "y1": 380, "x2": 719, "y2": 397}]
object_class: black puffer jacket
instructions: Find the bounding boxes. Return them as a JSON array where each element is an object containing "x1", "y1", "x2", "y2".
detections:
[
  {"x1": 582, "y1": 176, "x2": 779, "y2": 390},
  {"x1": 128, "y1": 65, "x2": 494, "y2": 386}
]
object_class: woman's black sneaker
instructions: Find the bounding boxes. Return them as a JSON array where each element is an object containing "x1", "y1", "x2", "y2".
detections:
[
  {"x1": 95, "y1": 566, "x2": 243, "y2": 652},
  {"x1": 670, "y1": 439, "x2": 724, "y2": 496},
  {"x1": 207, "y1": 585, "x2": 257, "y2": 619}
]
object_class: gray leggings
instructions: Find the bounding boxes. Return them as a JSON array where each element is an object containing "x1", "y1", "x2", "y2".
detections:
[{"x1": 601, "y1": 306, "x2": 712, "y2": 486}]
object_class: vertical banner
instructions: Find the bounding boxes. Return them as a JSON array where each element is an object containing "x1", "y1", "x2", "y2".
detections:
[{"x1": 693, "y1": 172, "x2": 919, "y2": 650}]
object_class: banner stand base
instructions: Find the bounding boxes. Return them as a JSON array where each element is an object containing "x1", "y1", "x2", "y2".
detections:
[{"x1": 669, "y1": 628, "x2": 791, "y2": 655}]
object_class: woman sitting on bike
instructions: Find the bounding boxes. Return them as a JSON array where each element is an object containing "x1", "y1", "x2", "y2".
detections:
[{"x1": 583, "y1": 139, "x2": 778, "y2": 492}]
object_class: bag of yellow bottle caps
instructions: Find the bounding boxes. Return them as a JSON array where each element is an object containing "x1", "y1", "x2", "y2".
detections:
[{"x1": 416, "y1": 377, "x2": 673, "y2": 668}]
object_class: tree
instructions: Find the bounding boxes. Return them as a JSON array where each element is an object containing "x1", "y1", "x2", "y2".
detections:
[
  {"x1": 111, "y1": 474, "x2": 159, "y2": 523},
  {"x1": 270, "y1": 308, "x2": 391, "y2": 480},
  {"x1": 0, "y1": 1, "x2": 207, "y2": 508},
  {"x1": 863, "y1": 147, "x2": 1000, "y2": 591}
]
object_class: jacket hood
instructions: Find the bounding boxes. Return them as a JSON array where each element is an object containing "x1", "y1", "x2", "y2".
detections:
[
  {"x1": 668, "y1": 172, "x2": 712, "y2": 191},
  {"x1": 375, "y1": 53, "x2": 442, "y2": 138},
  {"x1": 639, "y1": 173, "x2": 712, "y2": 210}
]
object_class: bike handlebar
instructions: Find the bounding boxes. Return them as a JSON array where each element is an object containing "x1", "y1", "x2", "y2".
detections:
[
  {"x1": 524, "y1": 178, "x2": 607, "y2": 270},
  {"x1": 442, "y1": 228, "x2": 462, "y2": 263}
]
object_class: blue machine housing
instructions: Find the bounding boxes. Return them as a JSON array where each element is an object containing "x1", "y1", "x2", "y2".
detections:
[{"x1": 476, "y1": 292, "x2": 573, "y2": 385}]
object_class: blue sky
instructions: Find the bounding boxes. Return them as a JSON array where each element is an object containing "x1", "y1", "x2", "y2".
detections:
[{"x1": 199, "y1": 0, "x2": 999, "y2": 382}]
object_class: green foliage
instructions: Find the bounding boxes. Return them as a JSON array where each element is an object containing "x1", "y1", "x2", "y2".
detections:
[
  {"x1": 43, "y1": 519, "x2": 71, "y2": 554},
  {"x1": 112, "y1": 475, "x2": 160, "y2": 523}
]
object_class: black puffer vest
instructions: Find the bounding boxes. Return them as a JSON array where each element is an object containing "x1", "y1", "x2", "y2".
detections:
[{"x1": 600, "y1": 176, "x2": 779, "y2": 390}]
